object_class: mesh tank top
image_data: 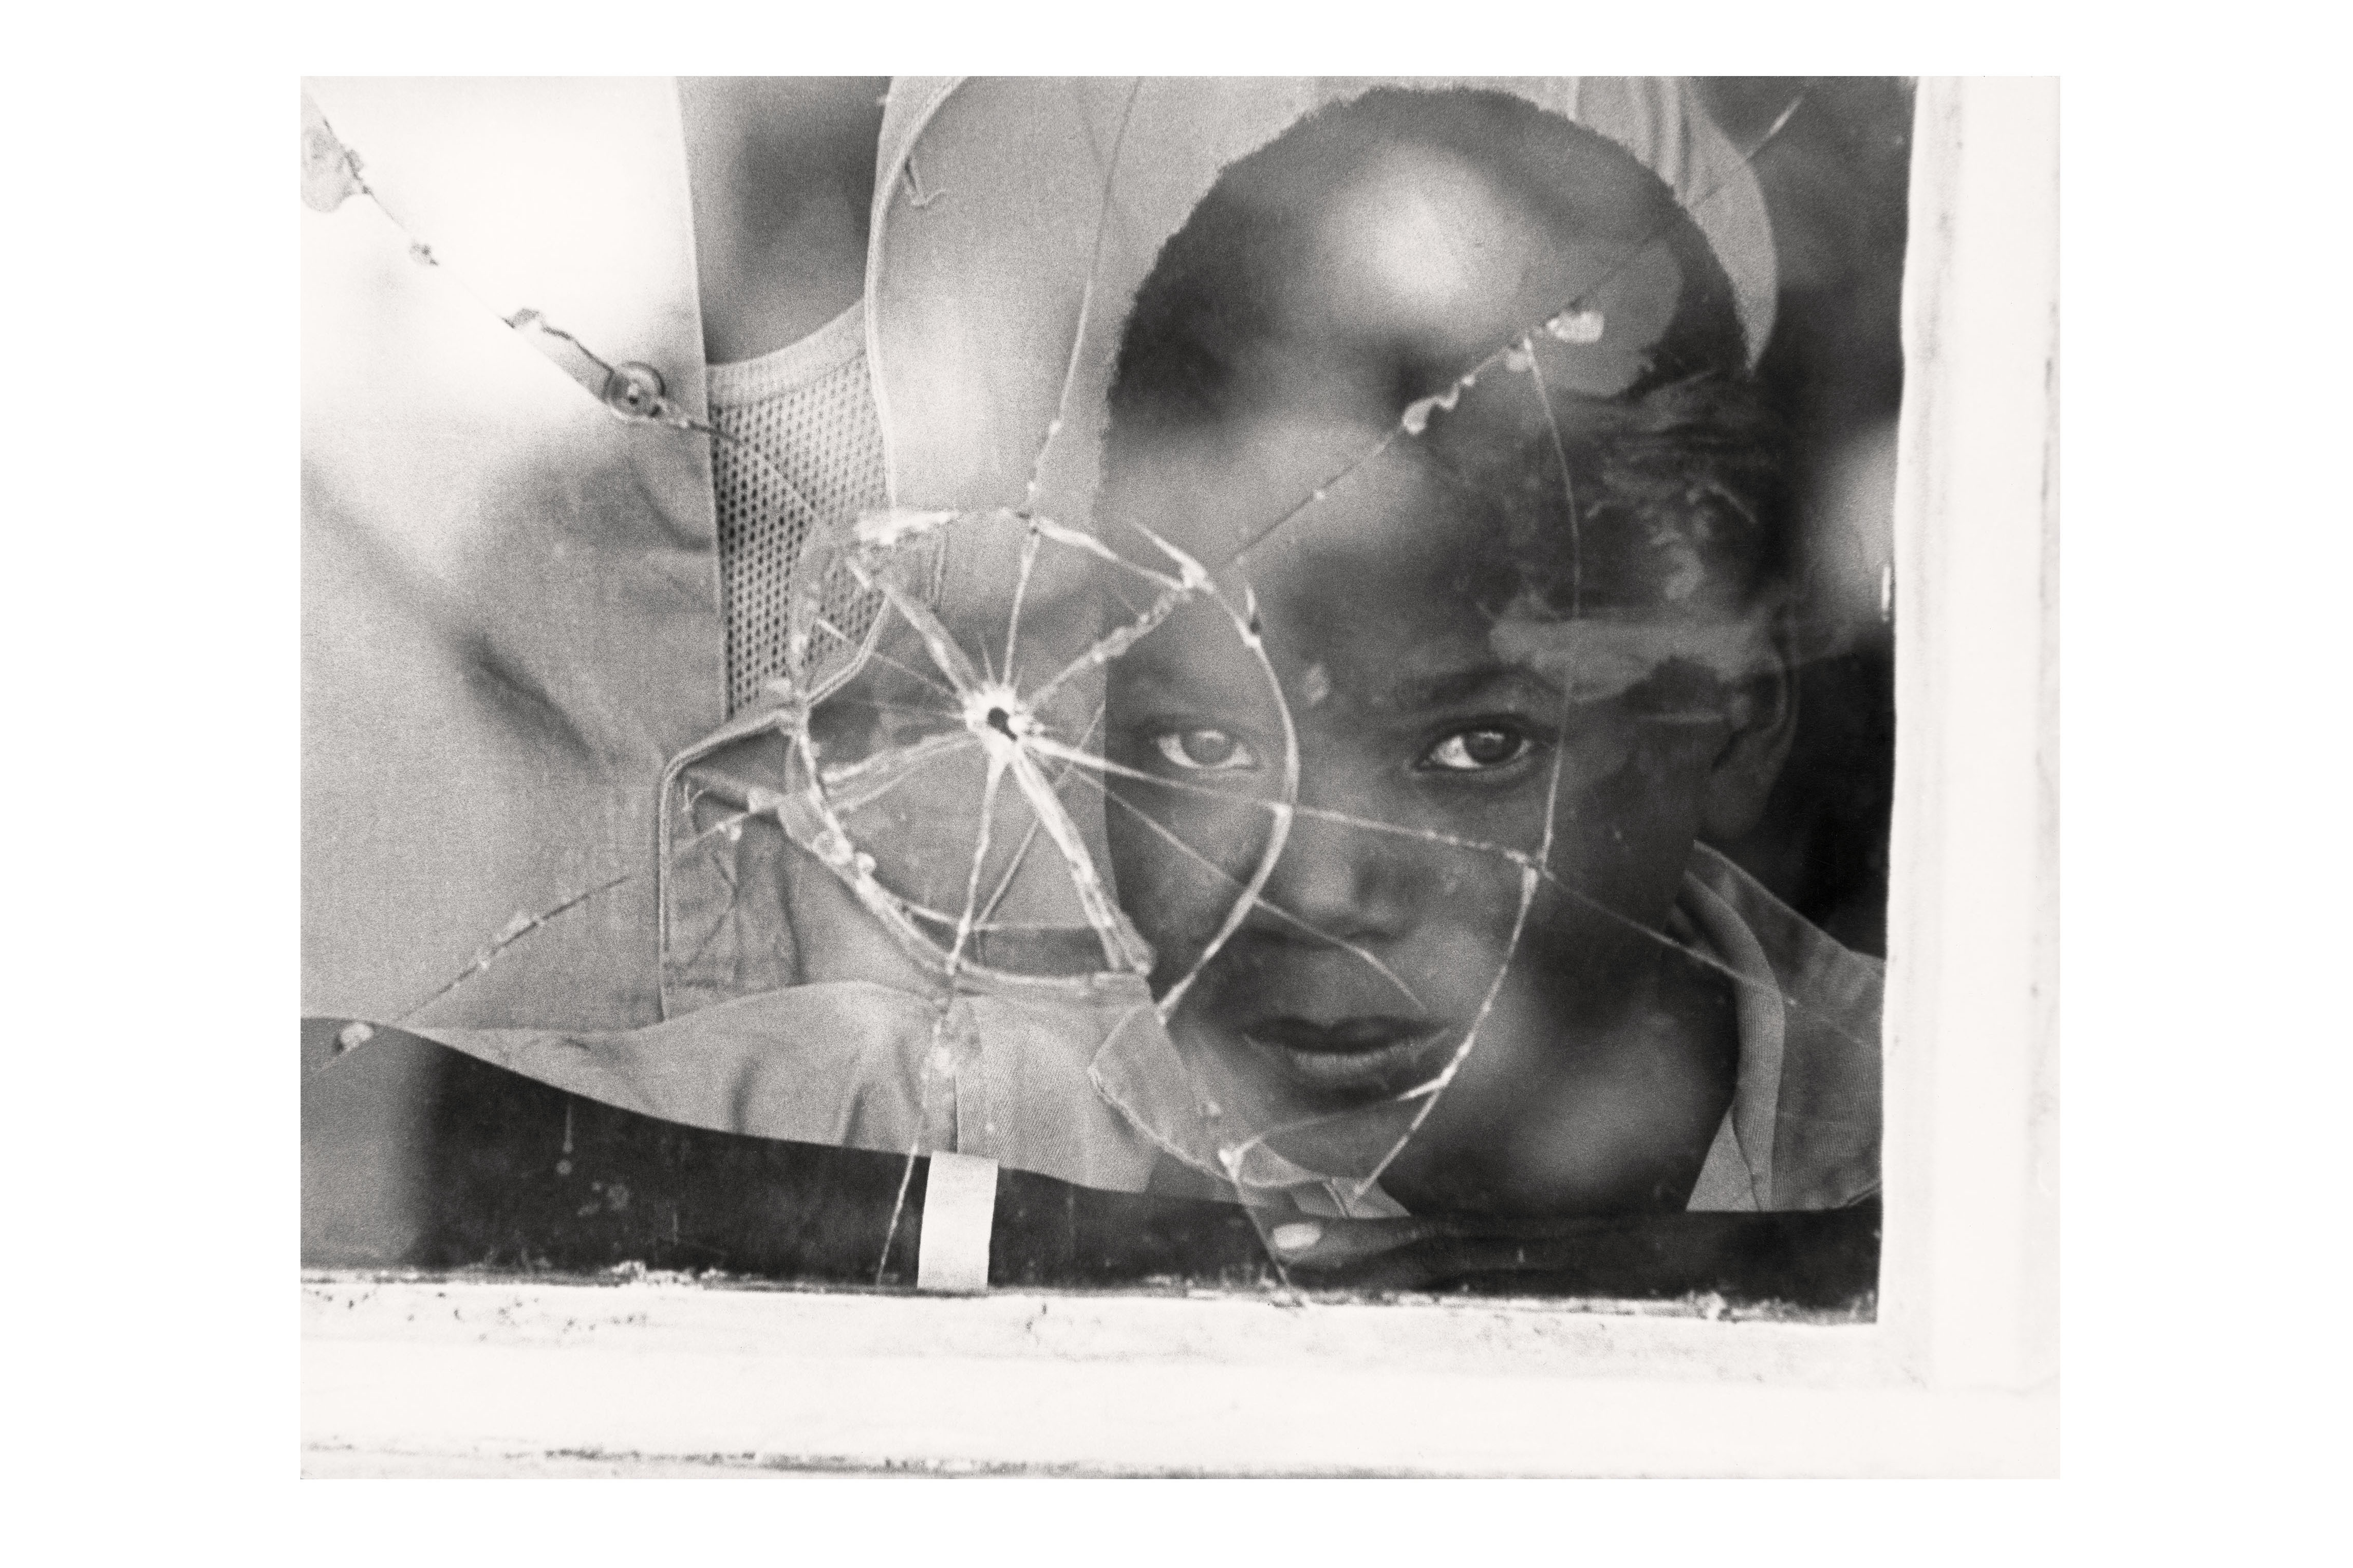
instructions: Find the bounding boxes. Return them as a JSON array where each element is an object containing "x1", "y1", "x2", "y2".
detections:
[{"x1": 705, "y1": 301, "x2": 891, "y2": 716}]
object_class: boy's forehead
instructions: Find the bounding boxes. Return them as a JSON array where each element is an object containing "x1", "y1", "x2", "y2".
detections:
[
  {"x1": 1102, "y1": 409, "x2": 1408, "y2": 564},
  {"x1": 1106, "y1": 430, "x2": 1516, "y2": 695},
  {"x1": 1112, "y1": 585, "x2": 1526, "y2": 718},
  {"x1": 1108, "y1": 412, "x2": 1481, "y2": 576}
]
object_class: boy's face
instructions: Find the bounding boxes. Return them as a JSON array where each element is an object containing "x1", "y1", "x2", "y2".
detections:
[{"x1": 1100, "y1": 400, "x2": 1776, "y2": 1211}]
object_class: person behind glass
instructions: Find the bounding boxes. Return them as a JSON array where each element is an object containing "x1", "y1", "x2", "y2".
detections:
[{"x1": 1096, "y1": 88, "x2": 1882, "y2": 1220}]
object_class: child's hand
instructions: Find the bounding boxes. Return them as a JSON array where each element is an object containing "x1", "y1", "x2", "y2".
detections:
[{"x1": 1262, "y1": 1203, "x2": 1880, "y2": 1305}]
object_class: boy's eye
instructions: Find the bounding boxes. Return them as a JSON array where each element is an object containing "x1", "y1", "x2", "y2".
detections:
[
  {"x1": 1153, "y1": 728, "x2": 1259, "y2": 772},
  {"x1": 1419, "y1": 725, "x2": 1530, "y2": 773}
]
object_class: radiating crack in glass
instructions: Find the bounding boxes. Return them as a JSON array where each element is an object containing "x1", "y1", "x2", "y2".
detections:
[
  {"x1": 977, "y1": 702, "x2": 1105, "y2": 930},
  {"x1": 946, "y1": 750, "x2": 1012, "y2": 972},
  {"x1": 1336, "y1": 713, "x2": 1571, "y2": 1202},
  {"x1": 812, "y1": 735, "x2": 981, "y2": 814},
  {"x1": 1001, "y1": 521, "x2": 1045, "y2": 689},
  {"x1": 1522, "y1": 334, "x2": 1584, "y2": 617},
  {"x1": 342, "y1": 802, "x2": 768, "y2": 1046},
  {"x1": 1026, "y1": 734, "x2": 1521, "y2": 862},
  {"x1": 857, "y1": 83, "x2": 1223, "y2": 1285},
  {"x1": 770, "y1": 698, "x2": 979, "y2": 975},
  {"x1": 789, "y1": 616, "x2": 963, "y2": 706},
  {"x1": 842, "y1": 542, "x2": 1158, "y2": 976},
  {"x1": 873, "y1": 1144, "x2": 920, "y2": 1286},
  {"x1": 385, "y1": 869, "x2": 637, "y2": 1028},
  {"x1": 312, "y1": 113, "x2": 705, "y2": 436},
  {"x1": 1021, "y1": 78, "x2": 1147, "y2": 519},
  {"x1": 666, "y1": 786, "x2": 748, "y2": 980},
  {"x1": 817, "y1": 694, "x2": 971, "y2": 725},
  {"x1": 1143, "y1": 570, "x2": 1299, "y2": 1019}
]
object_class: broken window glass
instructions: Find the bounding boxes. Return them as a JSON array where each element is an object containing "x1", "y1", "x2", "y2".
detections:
[{"x1": 304, "y1": 77, "x2": 1907, "y2": 1312}]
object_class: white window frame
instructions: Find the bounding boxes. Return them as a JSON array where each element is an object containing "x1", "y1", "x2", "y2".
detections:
[{"x1": 301, "y1": 77, "x2": 2059, "y2": 1479}]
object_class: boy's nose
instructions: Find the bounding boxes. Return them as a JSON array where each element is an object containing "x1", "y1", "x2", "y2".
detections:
[{"x1": 1249, "y1": 804, "x2": 1418, "y2": 948}]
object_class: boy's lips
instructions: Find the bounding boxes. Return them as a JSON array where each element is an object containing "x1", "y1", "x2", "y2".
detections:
[{"x1": 1240, "y1": 1015, "x2": 1452, "y2": 1098}]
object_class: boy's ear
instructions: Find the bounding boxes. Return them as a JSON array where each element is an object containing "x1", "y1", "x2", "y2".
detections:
[{"x1": 1697, "y1": 617, "x2": 1799, "y2": 841}]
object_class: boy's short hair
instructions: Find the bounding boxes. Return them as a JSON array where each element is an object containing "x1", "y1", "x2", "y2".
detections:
[{"x1": 1105, "y1": 87, "x2": 1789, "y2": 619}]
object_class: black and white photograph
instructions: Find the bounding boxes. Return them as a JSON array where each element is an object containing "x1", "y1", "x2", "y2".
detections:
[
  {"x1": 22, "y1": 0, "x2": 2353, "y2": 1534},
  {"x1": 296, "y1": 73, "x2": 2055, "y2": 1478}
]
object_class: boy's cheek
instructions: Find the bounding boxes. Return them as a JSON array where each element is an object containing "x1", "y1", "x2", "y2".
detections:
[
  {"x1": 1524, "y1": 760, "x2": 1709, "y2": 962},
  {"x1": 1536, "y1": 819, "x2": 1695, "y2": 938},
  {"x1": 1374, "y1": 979, "x2": 1582, "y2": 1207},
  {"x1": 1386, "y1": 975, "x2": 1713, "y2": 1214},
  {"x1": 1542, "y1": 727, "x2": 1713, "y2": 873},
  {"x1": 1105, "y1": 789, "x2": 1275, "y2": 958}
]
